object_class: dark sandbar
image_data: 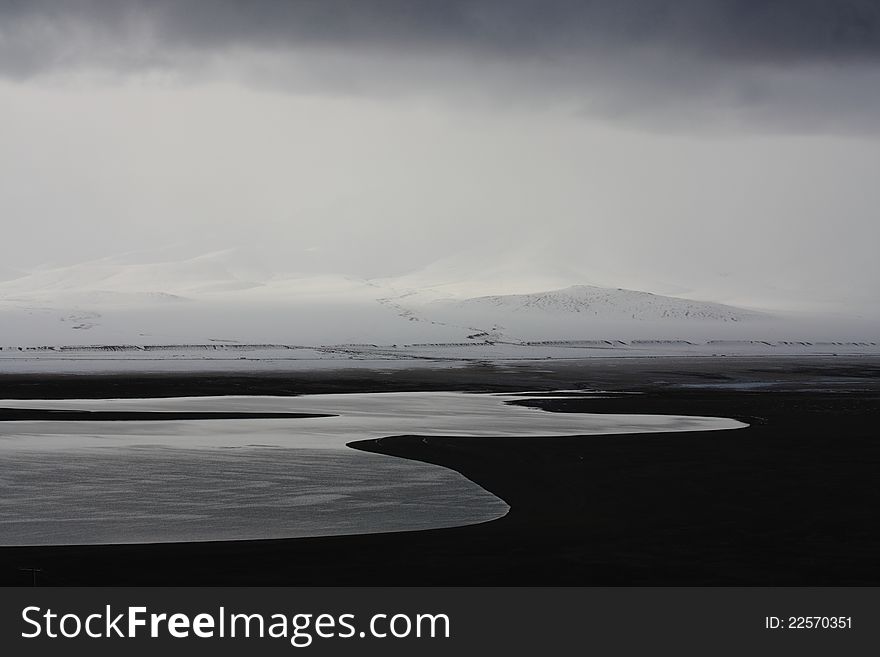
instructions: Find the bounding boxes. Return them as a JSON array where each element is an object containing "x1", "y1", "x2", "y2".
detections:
[{"x1": 0, "y1": 356, "x2": 878, "y2": 585}]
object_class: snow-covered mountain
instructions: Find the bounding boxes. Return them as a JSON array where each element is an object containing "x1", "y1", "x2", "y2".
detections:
[
  {"x1": 0, "y1": 250, "x2": 268, "y2": 300},
  {"x1": 440, "y1": 285, "x2": 760, "y2": 322},
  {"x1": 0, "y1": 248, "x2": 872, "y2": 348}
]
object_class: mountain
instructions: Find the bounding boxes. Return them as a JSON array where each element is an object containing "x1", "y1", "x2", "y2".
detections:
[
  {"x1": 6, "y1": 248, "x2": 873, "y2": 348},
  {"x1": 0, "y1": 250, "x2": 269, "y2": 300},
  {"x1": 438, "y1": 285, "x2": 760, "y2": 322},
  {"x1": 370, "y1": 248, "x2": 624, "y2": 300}
]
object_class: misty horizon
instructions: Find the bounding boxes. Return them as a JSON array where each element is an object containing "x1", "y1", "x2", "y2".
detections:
[{"x1": 1, "y1": 1, "x2": 878, "y2": 323}]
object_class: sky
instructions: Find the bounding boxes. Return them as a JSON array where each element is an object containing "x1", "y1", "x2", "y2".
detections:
[{"x1": 1, "y1": 1, "x2": 879, "y2": 311}]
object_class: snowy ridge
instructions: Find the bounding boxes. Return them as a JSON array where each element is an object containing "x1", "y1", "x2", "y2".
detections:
[
  {"x1": 0, "y1": 248, "x2": 876, "y2": 349},
  {"x1": 441, "y1": 285, "x2": 761, "y2": 322}
]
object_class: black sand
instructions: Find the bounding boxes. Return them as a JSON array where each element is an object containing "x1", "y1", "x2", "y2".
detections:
[{"x1": 1, "y1": 356, "x2": 878, "y2": 585}]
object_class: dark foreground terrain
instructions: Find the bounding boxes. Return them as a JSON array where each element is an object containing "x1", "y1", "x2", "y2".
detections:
[{"x1": 1, "y1": 357, "x2": 878, "y2": 585}]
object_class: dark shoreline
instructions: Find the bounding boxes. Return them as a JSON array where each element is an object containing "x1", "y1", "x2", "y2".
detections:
[
  {"x1": 3, "y1": 355, "x2": 877, "y2": 399},
  {"x1": 1, "y1": 356, "x2": 878, "y2": 585}
]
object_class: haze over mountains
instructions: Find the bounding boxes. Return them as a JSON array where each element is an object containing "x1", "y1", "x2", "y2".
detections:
[{"x1": 0, "y1": 247, "x2": 874, "y2": 349}]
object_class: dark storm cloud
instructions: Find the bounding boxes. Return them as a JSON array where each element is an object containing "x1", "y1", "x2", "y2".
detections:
[
  {"x1": 2, "y1": 1, "x2": 880, "y2": 129},
  {"x1": 3, "y1": 0, "x2": 880, "y2": 65},
  {"x1": 170, "y1": 0, "x2": 880, "y2": 63}
]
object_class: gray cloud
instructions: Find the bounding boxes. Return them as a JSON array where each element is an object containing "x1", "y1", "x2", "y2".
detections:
[
  {"x1": 2, "y1": 1, "x2": 880, "y2": 129},
  {"x1": 1, "y1": 2, "x2": 879, "y2": 312},
  {"x1": 3, "y1": 1, "x2": 880, "y2": 63}
]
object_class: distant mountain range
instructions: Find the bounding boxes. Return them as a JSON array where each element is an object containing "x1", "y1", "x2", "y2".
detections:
[{"x1": 0, "y1": 249, "x2": 872, "y2": 347}]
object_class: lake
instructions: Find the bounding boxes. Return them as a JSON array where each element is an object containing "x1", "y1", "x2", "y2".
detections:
[{"x1": 0, "y1": 392, "x2": 745, "y2": 545}]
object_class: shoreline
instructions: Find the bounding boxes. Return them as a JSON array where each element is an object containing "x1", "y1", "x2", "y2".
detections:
[
  {"x1": 1, "y1": 354, "x2": 879, "y2": 399},
  {"x1": 0, "y1": 356, "x2": 878, "y2": 585}
]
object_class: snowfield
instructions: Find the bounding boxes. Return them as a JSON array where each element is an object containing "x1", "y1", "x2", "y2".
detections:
[
  {"x1": 0, "y1": 249, "x2": 876, "y2": 367},
  {"x1": 442, "y1": 285, "x2": 760, "y2": 321}
]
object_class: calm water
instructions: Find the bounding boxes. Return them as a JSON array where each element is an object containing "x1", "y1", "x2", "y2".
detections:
[{"x1": 0, "y1": 392, "x2": 745, "y2": 545}]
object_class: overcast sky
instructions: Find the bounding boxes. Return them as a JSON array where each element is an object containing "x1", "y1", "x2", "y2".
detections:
[{"x1": 1, "y1": 1, "x2": 879, "y2": 309}]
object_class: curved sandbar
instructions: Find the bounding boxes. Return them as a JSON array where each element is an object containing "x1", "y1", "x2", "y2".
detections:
[{"x1": 0, "y1": 392, "x2": 746, "y2": 546}]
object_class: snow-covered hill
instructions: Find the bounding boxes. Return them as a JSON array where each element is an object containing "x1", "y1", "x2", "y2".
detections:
[
  {"x1": 0, "y1": 250, "x2": 269, "y2": 299},
  {"x1": 0, "y1": 248, "x2": 874, "y2": 349},
  {"x1": 440, "y1": 285, "x2": 760, "y2": 322}
]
